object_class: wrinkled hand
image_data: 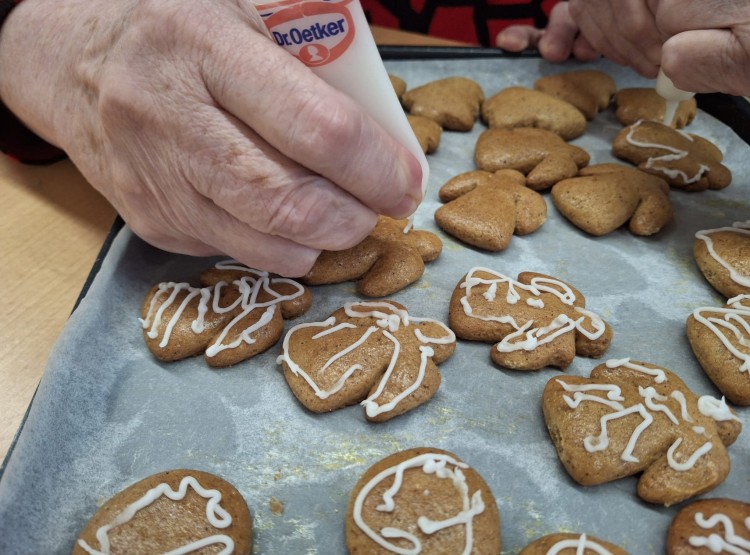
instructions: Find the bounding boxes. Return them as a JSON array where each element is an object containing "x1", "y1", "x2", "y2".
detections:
[
  {"x1": 569, "y1": 0, "x2": 750, "y2": 96},
  {"x1": 0, "y1": 0, "x2": 423, "y2": 276},
  {"x1": 495, "y1": 2, "x2": 600, "y2": 63}
]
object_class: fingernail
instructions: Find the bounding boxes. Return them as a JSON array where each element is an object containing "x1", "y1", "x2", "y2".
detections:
[{"x1": 390, "y1": 193, "x2": 420, "y2": 219}]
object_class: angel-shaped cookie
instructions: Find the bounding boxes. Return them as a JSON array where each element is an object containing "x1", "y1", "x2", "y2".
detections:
[
  {"x1": 449, "y1": 268, "x2": 612, "y2": 371},
  {"x1": 614, "y1": 88, "x2": 697, "y2": 128},
  {"x1": 551, "y1": 163, "x2": 673, "y2": 236},
  {"x1": 688, "y1": 294, "x2": 750, "y2": 405},
  {"x1": 519, "y1": 533, "x2": 628, "y2": 555},
  {"x1": 543, "y1": 358, "x2": 743, "y2": 506},
  {"x1": 475, "y1": 127, "x2": 590, "y2": 191},
  {"x1": 278, "y1": 300, "x2": 456, "y2": 422},
  {"x1": 613, "y1": 120, "x2": 732, "y2": 191},
  {"x1": 694, "y1": 221, "x2": 750, "y2": 298},
  {"x1": 534, "y1": 69, "x2": 617, "y2": 120},
  {"x1": 667, "y1": 498, "x2": 750, "y2": 554},
  {"x1": 401, "y1": 76, "x2": 484, "y2": 131},
  {"x1": 140, "y1": 260, "x2": 312, "y2": 367},
  {"x1": 435, "y1": 169, "x2": 547, "y2": 251},
  {"x1": 302, "y1": 216, "x2": 442, "y2": 297}
]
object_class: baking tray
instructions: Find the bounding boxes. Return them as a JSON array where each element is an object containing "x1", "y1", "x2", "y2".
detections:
[{"x1": 1, "y1": 49, "x2": 748, "y2": 554}]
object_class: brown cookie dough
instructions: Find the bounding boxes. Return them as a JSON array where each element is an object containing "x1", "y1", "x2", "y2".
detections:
[
  {"x1": 449, "y1": 268, "x2": 612, "y2": 371},
  {"x1": 543, "y1": 358, "x2": 743, "y2": 506},
  {"x1": 481, "y1": 86, "x2": 587, "y2": 140},
  {"x1": 73, "y1": 469, "x2": 252, "y2": 555},
  {"x1": 615, "y1": 88, "x2": 697, "y2": 128},
  {"x1": 688, "y1": 294, "x2": 750, "y2": 405},
  {"x1": 435, "y1": 169, "x2": 547, "y2": 251},
  {"x1": 346, "y1": 447, "x2": 501, "y2": 554},
  {"x1": 520, "y1": 533, "x2": 629, "y2": 554},
  {"x1": 551, "y1": 163, "x2": 673, "y2": 236},
  {"x1": 475, "y1": 127, "x2": 590, "y2": 190},
  {"x1": 694, "y1": 222, "x2": 750, "y2": 298},
  {"x1": 534, "y1": 69, "x2": 617, "y2": 120},
  {"x1": 401, "y1": 76, "x2": 484, "y2": 131},
  {"x1": 408, "y1": 114, "x2": 442, "y2": 154},
  {"x1": 278, "y1": 300, "x2": 456, "y2": 422},
  {"x1": 612, "y1": 120, "x2": 732, "y2": 191},
  {"x1": 667, "y1": 498, "x2": 750, "y2": 554},
  {"x1": 140, "y1": 260, "x2": 312, "y2": 367},
  {"x1": 302, "y1": 216, "x2": 442, "y2": 298}
]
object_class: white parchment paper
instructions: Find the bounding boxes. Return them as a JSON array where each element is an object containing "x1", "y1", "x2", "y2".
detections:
[{"x1": 0, "y1": 57, "x2": 748, "y2": 554}]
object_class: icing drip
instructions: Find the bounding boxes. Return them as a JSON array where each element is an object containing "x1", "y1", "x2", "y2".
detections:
[
  {"x1": 352, "y1": 453, "x2": 485, "y2": 555},
  {"x1": 698, "y1": 396, "x2": 741, "y2": 422},
  {"x1": 625, "y1": 119, "x2": 710, "y2": 184},
  {"x1": 695, "y1": 223, "x2": 750, "y2": 288},
  {"x1": 77, "y1": 475, "x2": 234, "y2": 555},
  {"x1": 689, "y1": 511, "x2": 750, "y2": 554},
  {"x1": 693, "y1": 294, "x2": 750, "y2": 372},
  {"x1": 546, "y1": 533, "x2": 615, "y2": 555}
]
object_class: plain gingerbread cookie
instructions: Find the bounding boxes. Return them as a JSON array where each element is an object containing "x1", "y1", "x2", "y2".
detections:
[
  {"x1": 667, "y1": 498, "x2": 750, "y2": 554},
  {"x1": 346, "y1": 447, "x2": 501, "y2": 554},
  {"x1": 694, "y1": 222, "x2": 750, "y2": 298},
  {"x1": 543, "y1": 358, "x2": 743, "y2": 506},
  {"x1": 73, "y1": 469, "x2": 252, "y2": 555},
  {"x1": 401, "y1": 76, "x2": 484, "y2": 131},
  {"x1": 435, "y1": 169, "x2": 547, "y2": 251},
  {"x1": 534, "y1": 69, "x2": 617, "y2": 120},
  {"x1": 408, "y1": 114, "x2": 442, "y2": 154},
  {"x1": 615, "y1": 88, "x2": 697, "y2": 128},
  {"x1": 520, "y1": 533, "x2": 629, "y2": 555}
]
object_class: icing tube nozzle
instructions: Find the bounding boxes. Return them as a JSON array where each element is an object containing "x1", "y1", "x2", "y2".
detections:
[{"x1": 656, "y1": 69, "x2": 695, "y2": 127}]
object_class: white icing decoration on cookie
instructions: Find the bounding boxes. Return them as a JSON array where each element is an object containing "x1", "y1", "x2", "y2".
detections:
[
  {"x1": 353, "y1": 452, "x2": 485, "y2": 555},
  {"x1": 584, "y1": 403, "x2": 653, "y2": 462},
  {"x1": 695, "y1": 222, "x2": 750, "y2": 288},
  {"x1": 693, "y1": 295, "x2": 750, "y2": 373},
  {"x1": 698, "y1": 396, "x2": 741, "y2": 422},
  {"x1": 606, "y1": 358, "x2": 667, "y2": 383},
  {"x1": 77, "y1": 475, "x2": 234, "y2": 555},
  {"x1": 547, "y1": 533, "x2": 615, "y2": 555},
  {"x1": 689, "y1": 511, "x2": 750, "y2": 554},
  {"x1": 667, "y1": 437, "x2": 713, "y2": 471},
  {"x1": 625, "y1": 119, "x2": 710, "y2": 184}
]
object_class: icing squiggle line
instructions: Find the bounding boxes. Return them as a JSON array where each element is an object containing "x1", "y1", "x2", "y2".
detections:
[
  {"x1": 77, "y1": 475, "x2": 234, "y2": 555},
  {"x1": 625, "y1": 120, "x2": 710, "y2": 184},
  {"x1": 694, "y1": 294, "x2": 750, "y2": 372},
  {"x1": 689, "y1": 511, "x2": 750, "y2": 554},
  {"x1": 353, "y1": 453, "x2": 485, "y2": 555},
  {"x1": 547, "y1": 534, "x2": 615, "y2": 555},
  {"x1": 695, "y1": 222, "x2": 750, "y2": 288},
  {"x1": 667, "y1": 437, "x2": 713, "y2": 471}
]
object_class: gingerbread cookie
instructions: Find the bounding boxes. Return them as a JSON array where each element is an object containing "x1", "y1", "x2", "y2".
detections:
[
  {"x1": 346, "y1": 447, "x2": 501, "y2": 554},
  {"x1": 401, "y1": 76, "x2": 484, "y2": 131},
  {"x1": 278, "y1": 300, "x2": 456, "y2": 422},
  {"x1": 688, "y1": 294, "x2": 750, "y2": 406},
  {"x1": 481, "y1": 86, "x2": 587, "y2": 140},
  {"x1": 543, "y1": 358, "x2": 743, "y2": 506},
  {"x1": 408, "y1": 114, "x2": 442, "y2": 154},
  {"x1": 140, "y1": 260, "x2": 312, "y2": 367},
  {"x1": 615, "y1": 88, "x2": 697, "y2": 128},
  {"x1": 389, "y1": 74, "x2": 407, "y2": 100},
  {"x1": 534, "y1": 69, "x2": 617, "y2": 120},
  {"x1": 73, "y1": 469, "x2": 252, "y2": 555},
  {"x1": 302, "y1": 216, "x2": 442, "y2": 297},
  {"x1": 475, "y1": 127, "x2": 590, "y2": 190},
  {"x1": 520, "y1": 533, "x2": 629, "y2": 555},
  {"x1": 694, "y1": 222, "x2": 750, "y2": 298},
  {"x1": 435, "y1": 169, "x2": 547, "y2": 251},
  {"x1": 551, "y1": 163, "x2": 673, "y2": 236},
  {"x1": 612, "y1": 120, "x2": 732, "y2": 191},
  {"x1": 667, "y1": 498, "x2": 750, "y2": 554},
  {"x1": 449, "y1": 268, "x2": 612, "y2": 371}
]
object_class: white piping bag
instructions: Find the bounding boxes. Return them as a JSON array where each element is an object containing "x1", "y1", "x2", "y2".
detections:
[{"x1": 656, "y1": 68, "x2": 695, "y2": 127}]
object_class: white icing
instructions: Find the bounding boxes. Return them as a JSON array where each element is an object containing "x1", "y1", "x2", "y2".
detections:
[
  {"x1": 605, "y1": 358, "x2": 667, "y2": 383},
  {"x1": 698, "y1": 396, "x2": 741, "y2": 422},
  {"x1": 352, "y1": 453, "x2": 485, "y2": 555},
  {"x1": 584, "y1": 403, "x2": 653, "y2": 463},
  {"x1": 666, "y1": 437, "x2": 714, "y2": 471},
  {"x1": 546, "y1": 533, "x2": 615, "y2": 555},
  {"x1": 695, "y1": 223, "x2": 750, "y2": 288},
  {"x1": 77, "y1": 475, "x2": 234, "y2": 555},
  {"x1": 693, "y1": 297, "x2": 750, "y2": 372},
  {"x1": 689, "y1": 511, "x2": 750, "y2": 554}
]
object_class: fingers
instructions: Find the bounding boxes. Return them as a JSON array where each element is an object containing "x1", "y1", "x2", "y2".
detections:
[
  {"x1": 538, "y1": 2, "x2": 577, "y2": 62},
  {"x1": 572, "y1": 34, "x2": 601, "y2": 62},
  {"x1": 495, "y1": 25, "x2": 543, "y2": 52}
]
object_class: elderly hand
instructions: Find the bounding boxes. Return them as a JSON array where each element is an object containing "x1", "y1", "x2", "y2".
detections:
[{"x1": 0, "y1": 0, "x2": 423, "y2": 277}]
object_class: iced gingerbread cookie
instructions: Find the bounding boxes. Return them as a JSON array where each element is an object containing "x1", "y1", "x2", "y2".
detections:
[
  {"x1": 73, "y1": 469, "x2": 252, "y2": 555},
  {"x1": 667, "y1": 498, "x2": 750, "y2": 554},
  {"x1": 519, "y1": 533, "x2": 629, "y2": 555},
  {"x1": 687, "y1": 294, "x2": 750, "y2": 406},
  {"x1": 140, "y1": 260, "x2": 312, "y2": 367},
  {"x1": 543, "y1": 358, "x2": 743, "y2": 506},
  {"x1": 534, "y1": 69, "x2": 617, "y2": 120},
  {"x1": 481, "y1": 86, "x2": 587, "y2": 140},
  {"x1": 346, "y1": 447, "x2": 501, "y2": 554},
  {"x1": 613, "y1": 120, "x2": 732, "y2": 191},
  {"x1": 551, "y1": 163, "x2": 673, "y2": 236},
  {"x1": 475, "y1": 127, "x2": 590, "y2": 190},
  {"x1": 278, "y1": 300, "x2": 456, "y2": 422},
  {"x1": 615, "y1": 88, "x2": 697, "y2": 128},
  {"x1": 302, "y1": 216, "x2": 442, "y2": 297},
  {"x1": 694, "y1": 222, "x2": 750, "y2": 298},
  {"x1": 449, "y1": 268, "x2": 612, "y2": 371},
  {"x1": 408, "y1": 114, "x2": 442, "y2": 154},
  {"x1": 401, "y1": 76, "x2": 484, "y2": 131},
  {"x1": 435, "y1": 169, "x2": 547, "y2": 251}
]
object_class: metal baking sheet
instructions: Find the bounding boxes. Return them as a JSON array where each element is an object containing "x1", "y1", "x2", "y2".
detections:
[{"x1": 1, "y1": 55, "x2": 748, "y2": 554}]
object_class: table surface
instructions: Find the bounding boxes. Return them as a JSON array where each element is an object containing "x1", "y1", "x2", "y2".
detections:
[{"x1": 0, "y1": 27, "x2": 464, "y2": 463}]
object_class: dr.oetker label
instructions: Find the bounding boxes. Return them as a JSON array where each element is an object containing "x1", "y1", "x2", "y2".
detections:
[{"x1": 258, "y1": 0, "x2": 355, "y2": 67}]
